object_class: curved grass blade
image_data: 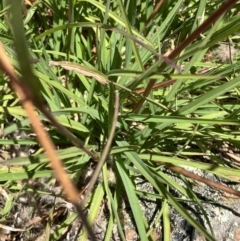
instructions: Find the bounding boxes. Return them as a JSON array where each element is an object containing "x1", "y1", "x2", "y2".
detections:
[{"x1": 116, "y1": 160, "x2": 149, "y2": 240}]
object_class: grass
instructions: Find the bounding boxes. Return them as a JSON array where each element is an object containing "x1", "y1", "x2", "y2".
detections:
[{"x1": 1, "y1": 0, "x2": 240, "y2": 240}]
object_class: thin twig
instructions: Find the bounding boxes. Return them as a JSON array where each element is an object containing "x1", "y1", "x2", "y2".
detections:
[
  {"x1": 144, "y1": 0, "x2": 164, "y2": 29},
  {"x1": 164, "y1": 163, "x2": 240, "y2": 197},
  {"x1": 0, "y1": 42, "x2": 96, "y2": 240},
  {"x1": 82, "y1": 91, "x2": 120, "y2": 207}
]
